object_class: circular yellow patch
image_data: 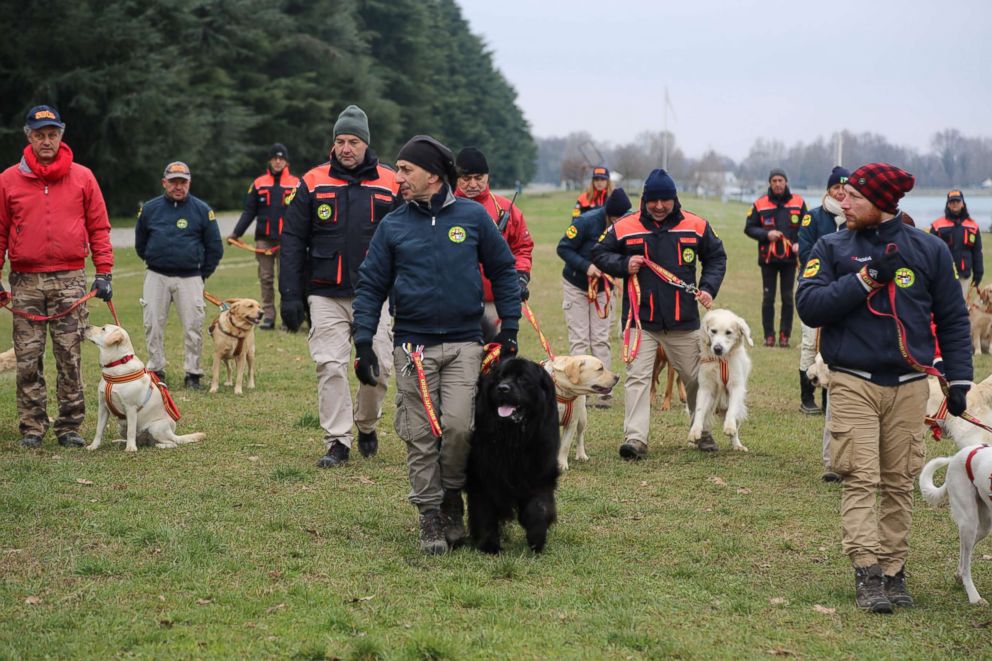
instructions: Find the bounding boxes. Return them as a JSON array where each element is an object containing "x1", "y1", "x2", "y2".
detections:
[
  {"x1": 565, "y1": 225, "x2": 578, "y2": 239},
  {"x1": 682, "y1": 247, "x2": 695, "y2": 263},
  {"x1": 176, "y1": 218, "x2": 188, "y2": 229},
  {"x1": 208, "y1": 210, "x2": 216, "y2": 222},
  {"x1": 790, "y1": 214, "x2": 799, "y2": 225},
  {"x1": 895, "y1": 267, "x2": 915, "y2": 288},
  {"x1": 801, "y1": 214, "x2": 812, "y2": 227},
  {"x1": 803, "y1": 258, "x2": 820, "y2": 278},
  {"x1": 448, "y1": 226, "x2": 466, "y2": 243},
  {"x1": 317, "y1": 204, "x2": 333, "y2": 221}
]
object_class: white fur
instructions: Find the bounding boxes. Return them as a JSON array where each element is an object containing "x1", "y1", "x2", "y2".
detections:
[
  {"x1": 806, "y1": 352, "x2": 832, "y2": 389},
  {"x1": 543, "y1": 355, "x2": 619, "y2": 472},
  {"x1": 688, "y1": 308, "x2": 753, "y2": 452},
  {"x1": 919, "y1": 444, "x2": 992, "y2": 606},
  {"x1": 84, "y1": 324, "x2": 205, "y2": 452},
  {"x1": 925, "y1": 375, "x2": 992, "y2": 450}
]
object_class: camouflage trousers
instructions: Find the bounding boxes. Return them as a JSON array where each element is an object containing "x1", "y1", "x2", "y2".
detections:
[{"x1": 10, "y1": 270, "x2": 88, "y2": 438}]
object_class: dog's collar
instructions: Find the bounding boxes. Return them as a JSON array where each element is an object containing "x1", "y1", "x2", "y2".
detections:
[
  {"x1": 103, "y1": 354, "x2": 135, "y2": 368},
  {"x1": 700, "y1": 356, "x2": 730, "y2": 386}
]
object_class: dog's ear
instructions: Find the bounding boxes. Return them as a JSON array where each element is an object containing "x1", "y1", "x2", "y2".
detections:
[
  {"x1": 564, "y1": 358, "x2": 583, "y2": 385},
  {"x1": 738, "y1": 318, "x2": 754, "y2": 346},
  {"x1": 105, "y1": 328, "x2": 125, "y2": 346},
  {"x1": 224, "y1": 298, "x2": 239, "y2": 304}
]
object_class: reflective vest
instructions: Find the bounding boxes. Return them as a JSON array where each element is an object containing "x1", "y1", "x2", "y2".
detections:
[
  {"x1": 929, "y1": 216, "x2": 983, "y2": 280},
  {"x1": 748, "y1": 193, "x2": 805, "y2": 265}
]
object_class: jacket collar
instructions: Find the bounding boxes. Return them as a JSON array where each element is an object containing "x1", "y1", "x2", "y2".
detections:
[
  {"x1": 409, "y1": 184, "x2": 456, "y2": 217},
  {"x1": 329, "y1": 149, "x2": 380, "y2": 183}
]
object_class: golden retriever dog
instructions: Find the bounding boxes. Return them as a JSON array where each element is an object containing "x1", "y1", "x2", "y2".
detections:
[
  {"x1": 208, "y1": 298, "x2": 263, "y2": 395},
  {"x1": 0, "y1": 348, "x2": 14, "y2": 373},
  {"x1": 542, "y1": 355, "x2": 619, "y2": 471},
  {"x1": 806, "y1": 352, "x2": 832, "y2": 389},
  {"x1": 925, "y1": 374, "x2": 992, "y2": 449},
  {"x1": 688, "y1": 308, "x2": 753, "y2": 452},
  {"x1": 650, "y1": 344, "x2": 687, "y2": 412},
  {"x1": 969, "y1": 284, "x2": 992, "y2": 355},
  {"x1": 84, "y1": 324, "x2": 204, "y2": 452}
]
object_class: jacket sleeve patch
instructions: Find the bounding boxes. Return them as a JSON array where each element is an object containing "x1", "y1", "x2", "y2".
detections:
[
  {"x1": 565, "y1": 225, "x2": 578, "y2": 239},
  {"x1": 801, "y1": 214, "x2": 812, "y2": 227},
  {"x1": 803, "y1": 258, "x2": 820, "y2": 278}
]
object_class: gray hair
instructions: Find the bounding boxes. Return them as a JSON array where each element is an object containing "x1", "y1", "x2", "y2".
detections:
[{"x1": 24, "y1": 126, "x2": 65, "y2": 137}]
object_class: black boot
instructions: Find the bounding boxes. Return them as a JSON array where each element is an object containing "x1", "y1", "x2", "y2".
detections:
[
  {"x1": 441, "y1": 489, "x2": 466, "y2": 547},
  {"x1": 316, "y1": 441, "x2": 349, "y2": 468},
  {"x1": 883, "y1": 568, "x2": 913, "y2": 607},
  {"x1": 418, "y1": 508, "x2": 448, "y2": 555},
  {"x1": 855, "y1": 564, "x2": 893, "y2": 613},
  {"x1": 357, "y1": 430, "x2": 378, "y2": 458},
  {"x1": 184, "y1": 373, "x2": 201, "y2": 390},
  {"x1": 799, "y1": 370, "x2": 821, "y2": 415}
]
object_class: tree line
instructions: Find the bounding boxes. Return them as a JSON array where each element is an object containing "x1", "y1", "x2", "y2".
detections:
[{"x1": 0, "y1": 0, "x2": 536, "y2": 215}]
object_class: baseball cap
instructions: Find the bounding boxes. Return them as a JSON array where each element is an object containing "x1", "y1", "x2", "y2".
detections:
[
  {"x1": 947, "y1": 189, "x2": 964, "y2": 202},
  {"x1": 163, "y1": 161, "x2": 191, "y2": 180},
  {"x1": 592, "y1": 166, "x2": 610, "y2": 180},
  {"x1": 25, "y1": 105, "x2": 65, "y2": 130}
]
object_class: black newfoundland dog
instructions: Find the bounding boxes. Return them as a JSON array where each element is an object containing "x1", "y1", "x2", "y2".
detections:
[{"x1": 466, "y1": 357, "x2": 560, "y2": 553}]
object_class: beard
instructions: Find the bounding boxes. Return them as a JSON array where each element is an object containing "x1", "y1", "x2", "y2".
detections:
[{"x1": 845, "y1": 206, "x2": 883, "y2": 231}]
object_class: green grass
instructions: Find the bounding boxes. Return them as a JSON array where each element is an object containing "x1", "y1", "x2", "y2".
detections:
[{"x1": 3, "y1": 191, "x2": 992, "y2": 659}]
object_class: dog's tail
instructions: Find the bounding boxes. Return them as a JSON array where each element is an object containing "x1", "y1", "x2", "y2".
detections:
[
  {"x1": 919, "y1": 455, "x2": 952, "y2": 507},
  {"x1": 167, "y1": 431, "x2": 205, "y2": 445}
]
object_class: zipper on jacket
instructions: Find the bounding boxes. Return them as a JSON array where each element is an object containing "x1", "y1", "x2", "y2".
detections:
[
  {"x1": 44, "y1": 185, "x2": 48, "y2": 195},
  {"x1": 432, "y1": 216, "x2": 436, "y2": 227}
]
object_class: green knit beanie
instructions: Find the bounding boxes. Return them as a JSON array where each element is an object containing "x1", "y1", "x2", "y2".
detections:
[{"x1": 333, "y1": 105, "x2": 370, "y2": 144}]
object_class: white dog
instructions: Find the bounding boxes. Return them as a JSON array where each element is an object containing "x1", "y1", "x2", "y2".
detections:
[
  {"x1": 919, "y1": 444, "x2": 992, "y2": 606},
  {"x1": 925, "y1": 375, "x2": 992, "y2": 449},
  {"x1": 84, "y1": 324, "x2": 205, "y2": 452},
  {"x1": 542, "y1": 355, "x2": 619, "y2": 471},
  {"x1": 688, "y1": 308, "x2": 753, "y2": 452}
]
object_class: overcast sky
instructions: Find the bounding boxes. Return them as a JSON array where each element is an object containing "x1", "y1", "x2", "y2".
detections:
[{"x1": 459, "y1": 0, "x2": 990, "y2": 161}]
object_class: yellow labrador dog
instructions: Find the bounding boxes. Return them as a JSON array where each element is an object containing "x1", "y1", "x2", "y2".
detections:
[
  {"x1": 688, "y1": 308, "x2": 753, "y2": 452},
  {"x1": 0, "y1": 347, "x2": 14, "y2": 373},
  {"x1": 208, "y1": 298, "x2": 263, "y2": 395},
  {"x1": 85, "y1": 324, "x2": 204, "y2": 452},
  {"x1": 969, "y1": 284, "x2": 992, "y2": 355},
  {"x1": 542, "y1": 355, "x2": 619, "y2": 471}
]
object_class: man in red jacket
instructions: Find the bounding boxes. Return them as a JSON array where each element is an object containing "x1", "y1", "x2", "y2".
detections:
[
  {"x1": 0, "y1": 105, "x2": 114, "y2": 448},
  {"x1": 454, "y1": 147, "x2": 532, "y2": 341}
]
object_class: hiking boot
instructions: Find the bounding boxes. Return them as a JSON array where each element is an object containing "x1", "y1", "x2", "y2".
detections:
[
  {"x1": 695, "y1": 431, "x2": 718, "y2": 452},
  {"x1": 418, "y1": 508, "x2": 449, "y2": 555},
  {"x1": 316, "y1": 441, "x2": 349, "y2": 468},
  {"x1": 884, "y1": 569, "x2": 914, "y2": 607},
  {"x1": 357, "y1": 430, "x2": 378, "y2": 458},
  {"x1": 592, "y1": 394, "x2": 612, "y2": 409},
  {"x1": 20, "y1": 435, "x2": 42, "y2": 448},
  {"x1": 855, "y1": 564, "x2": 893, "y2": 613},
  {"x1": 619, "y1": 439, "x2": 647, "y2": 461},
  {"x1": 441, "y1": 489, "x2": 466, "y2": 548},
  {"x1": 184, "y1": 373, "x2": 201, "y2": 390},
  {"x1": 259, "y1": 318, "x2": 275, "y2": 330},
  {"x1": 779, "y1": 331, "x2": 790, "y2": 348},
  {"x1": 799, "y1": 371, "x2": 822, "y2": 415},
  {"x1": 821, "y1": 470, "x2": 842, "y2": 483},
  {"x1": 764, "y1": 335, "x2": 775, "y2": 347},
  {"x1": 57, "y1": 431, "x2": 85, "y2": 448}
]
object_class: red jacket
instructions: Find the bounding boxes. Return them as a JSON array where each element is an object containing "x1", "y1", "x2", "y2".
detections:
[
  {"x1": 0, "y1": 144, "x2": 113, "y2": 274},
  {"x1": 455, "y1": 187, "x2": 533, "y2": 301}
]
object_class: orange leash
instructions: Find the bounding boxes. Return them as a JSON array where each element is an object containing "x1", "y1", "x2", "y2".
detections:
[
  {"x1": 587, "y1": 275, "x2": 614, "y2": 319},
  {"x1": 522, "y1": 301, "x2": 555, "y2": 360},
  {"x1": 401, "y1": 343, "x2": 442, "y2": 438},
  {"x1": 227, "y1": 236, "x2": 279, "y2": 256},
  {"x1": 1, "y1": 289, "x2": 120, "y2": 325}
]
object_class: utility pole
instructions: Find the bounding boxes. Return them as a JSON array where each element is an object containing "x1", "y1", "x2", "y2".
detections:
[{"x1": 835, "y1": 131, "x2": 844, "y2": 167}]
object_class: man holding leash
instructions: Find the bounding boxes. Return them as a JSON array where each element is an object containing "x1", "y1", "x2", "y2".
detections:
[
  {"x1": 0, "y1": 105, "x2": 114, "y2": 448},
  {"x1": 592, "y1": 169, "x2": 727, "y2": 459},
  {"x1": 136, "y1": 161, "x2": 223, "y2": 390},
  {"x1": 229, "y1": 143, "x2": 299, "y2": 330},
  {"x1": 351, "y1": 135, "x2": 521, "y2": 555},
  {"x1": 280, "y1": 105, "x2": 400, "y2": 468},
  {"x1": 929, "y1": 189, "x2": 983, "y2": 298},
  {"x1": 797, "y1": 163, "x2": 972, "y2": 613}
]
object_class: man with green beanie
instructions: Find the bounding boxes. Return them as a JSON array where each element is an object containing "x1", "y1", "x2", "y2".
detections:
[{"x1": 279, "y1": 105, "x2": 400, "y2": 469}]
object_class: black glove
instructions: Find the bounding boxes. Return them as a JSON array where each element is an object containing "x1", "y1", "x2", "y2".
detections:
[
  {"x1": 865, "y1": 247, "x2": 901, "y2": 284},
  {"x1": 281, "y1": 299, "x2": 306, "y2": 332},
  {"x1": 354, "y1": 342, "x2": 379, "y2": 386},
  {"x1": 495, "y1": 328, "x2": 518, "y2": 360},
  {"x1": 517, "y1": 271, "x2": 530, "y2": 302},
  {"x1": 973, "y1": 274, "x2": 982, "y2": 287},
  {"x1": 947, "y1": 384, "x2": 969, "y2": 417},
  {"x1": 91, "y1": 273, "x2": 113, "y2": 301}
]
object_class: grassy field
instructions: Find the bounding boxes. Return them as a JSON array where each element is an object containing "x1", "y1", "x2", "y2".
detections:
[{"x1": 2, "y1": 191, "x2": 992, "y2": 659}]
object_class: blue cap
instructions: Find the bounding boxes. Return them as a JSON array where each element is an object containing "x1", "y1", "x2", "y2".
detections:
[
  {"x1": 642, "y1": 169, "x2": 677, "y2": 202},
  {"x1": 827, "y1": 166, "x2": 850, "y2": 189},
  {"x1": 25, "y1": 105, "x2": 64, "y2": 130}
]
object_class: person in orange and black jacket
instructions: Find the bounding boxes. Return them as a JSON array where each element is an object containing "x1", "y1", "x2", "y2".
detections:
[
  {"x1": 929, "y1": 189, "x2": 983, "y2": 298},
  {"x1": 229, "y1": 143, "x2": 299, "y2": 329},
  {"x1": 745, "y1": 168, "x2": 807, "y2": 348},
  {"x1": 454, "y1": 147, "x2": 533, "y2": 342},
  {"x1": 572, "y1": 166, "x2": 613, "y2": 218},
  {"x1": 279, "y1": 105, "x2": 400, "y2": 469},
  {"x1": 592, "y1": 169, "x2": 726, "y2": 460}
]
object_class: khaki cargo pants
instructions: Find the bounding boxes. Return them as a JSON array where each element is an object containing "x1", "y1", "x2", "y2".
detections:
[
  {"x1": 561, "y1": 278, "x2": 612, "y2": 371},
  {"x1": 255, "y1": 238, "x2": 279, "y2": 322},
  {"x1": 827, "y1": 371, "x2": 928, "y2": 573},
  {"x1": 392, "y1": 342, "x2": 482, "y2": 510},
  {"x1": 141, "y1": 271, "x2": 206, "y2": 375},
  {"x1": 10, "y1": 270, "x2": 88, "y2": 438}
]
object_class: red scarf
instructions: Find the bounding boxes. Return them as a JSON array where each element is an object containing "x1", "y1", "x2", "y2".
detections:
[{"x1": 22, "y1": 142, "x2": 74, "y2": 182}]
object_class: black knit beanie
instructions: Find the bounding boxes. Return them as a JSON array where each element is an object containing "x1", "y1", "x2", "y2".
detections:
[{"x1": 396, "y1": 135, "x2": 457, "y2": 186}]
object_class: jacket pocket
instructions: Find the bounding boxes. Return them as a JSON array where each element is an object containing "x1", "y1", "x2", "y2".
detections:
[
  {"x1": 309, "y1": 248, "x2": 341, "y2": 285},
  {"x1": 826, "y1": 420, "x2": 855, "y2": 476},
  {"x1": 907, "y1": 427, "x2": 926, "y2": 477},
  {"x1": 313, "y1": 192, "x2": 338, "y2": 225},
  {"x1": 371, "y1": 193, "x2": 394, "y2": 223}
]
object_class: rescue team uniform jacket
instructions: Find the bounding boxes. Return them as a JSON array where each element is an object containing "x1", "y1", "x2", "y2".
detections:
[
  {"x1": 929, "y1": 214, "x2": 983, "y2": 282},
  {"x1": 454, "y1": 186, "x2": 532, "y2": 302},
  {"x1": 573, "y1": 189, "x2": 607, "y2": 217},
  {"x1": 135, "y1": 194, "x2": 223, "y2": 279},
  {"x1": 796, "y1": 215, "x2": 972, "y2": 387},
  {"x1": 352, "y1": 186, "x2": 521, "y2": 348},
  {"x1": 590, "y1": 202, "x2": 727, "y2": 331},
  {"x1": 0, "y1": 145, "x2": 113, "y2": 274},
  {"x1": 557, "y1": 206, "x2": 612, "y2": 293},
  {"x1": 232, "y1": 167, "x2": 300, "y2": 241},
  {"x1": 798, "y1": 202, "x2": 844, "y2": 267},
  {"x1": 744, "y1": 188, "x2": 807, "y2": 266},
  {"x1": 280, "y1": 150, "x2": 399, "y2": 302}
]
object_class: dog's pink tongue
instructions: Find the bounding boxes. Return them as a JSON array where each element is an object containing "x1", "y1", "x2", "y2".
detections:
[{"x1": 498, "y1": 405, "x2": 516, "y2": 418}]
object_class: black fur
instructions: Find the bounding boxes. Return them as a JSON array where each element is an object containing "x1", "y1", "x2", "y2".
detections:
[{"x1": 466, "y1": 357, "x2": 560, "y2": 553}]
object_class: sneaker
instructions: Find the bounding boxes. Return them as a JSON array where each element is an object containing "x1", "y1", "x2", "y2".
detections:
[
  {"x1": 259, "y1": 318, "x2": 275, "y2": 331},
  {"x1": 592, "y1": 395, "x2": 612, "y2": 409},
  {"x1": 779, "y1": 331, "x2": 790, "y2": 348},
  {"x1": 184, "y1": 373, "x2": 201, "y2": 390},
  {"x1": 441, "y1": 489, "x2": 466, "y2": 548},
  {"x1": 618, "y1": 439, "x2": 647, "y2": 461},
  {"x1": 316, "y1": 441, "x2": 349, "y2": 468},
  {"x1": 764, "y1": 336, "x2": 775, "y2": 347},
  {"x1": 884, "y1": 569, "x2": 914, "y2": 607},
  {"x1": 418, "y1": 508, "x2": 449, "y2": 555},
  {"x1": 695, "y1": 431, "x2": 718, "y2": 452},
  {"x1": 357, "y1": 430, "x2": 378, "y2": 458},
  {"x1": 821, "y1": 470, "x2": 842, "y2": 483},
  {"x1": 855, "y1": 564, "x2": 893, "y2": 613},
  {"x1": 57, "y1": 431, "x2": 85, "y2": 448},
  {"x1": 20, "y1": 435, "x2": 42, "y2": 448}
]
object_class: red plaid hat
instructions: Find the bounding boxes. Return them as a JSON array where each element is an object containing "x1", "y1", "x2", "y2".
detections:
[{"x1": 846, "y1": 163, "x2": 915, "y2": 214}]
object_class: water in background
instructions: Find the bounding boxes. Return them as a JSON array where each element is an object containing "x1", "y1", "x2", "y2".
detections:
[{"x1": 797, "y1": 191, "x2": 992, "y2": 231}]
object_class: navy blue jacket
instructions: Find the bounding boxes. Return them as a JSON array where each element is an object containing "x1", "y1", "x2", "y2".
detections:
[
  {"x1": 798, "y1": 204, "x2": 844, "y2": 266},
  {"x1": 557, "y1": 206, "x2": 613, "y2": 291},
  {"x1": 796, "y1": 215, "x2": 972, "y2": 386},
  {"x1": 352, "y1": 186, "x2": 520, "y2": 347},
  {"x1": 135, "y1": 194, "x2": 223, "y2": 279}
]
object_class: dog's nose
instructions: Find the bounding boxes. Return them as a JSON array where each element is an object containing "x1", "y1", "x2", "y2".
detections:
[
  {"x1": 496, "y1": 383, "x2": 511, "y2": 394},
  {"x1": 713, "y1": 346, "x2": 723, "y2": 356}
]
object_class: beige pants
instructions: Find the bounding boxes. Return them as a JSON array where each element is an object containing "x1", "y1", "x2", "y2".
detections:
[
  {"x1": 960, "y1": 275, "x2": 972, "y2": 301},
  {"x1": 799, "y1": 321, "x2": 817, "y2": 372},
  {"x1": 393, "y1": 342, "x2": 482, "y2": 510},
  {"x1": 255, "y1": 238, "x2": 279, "y2": 322},
  {"x1": 623, "y1": 328, "x2": 701, "y2": 445},
  {"x1": 141, "y1": 271, "x2": 205, "y2": 375},
  {"x1": 827, "y1": 371, "x2": 928, "y2": 572},
  {"x1": 561, "y1": 279, "x2": 612, "y2": 370},
  {"x1": 308, "y1": 296, "x2": 393, "y2": 449}
]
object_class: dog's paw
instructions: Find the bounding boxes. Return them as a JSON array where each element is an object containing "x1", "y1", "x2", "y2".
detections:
[
  {"x1": 687, "y1": 426, "x2": 702, "y2": 442},
  {"x1": 209, "y1": 386, "x2": 219, "y2": 394},
  {"x1": 223, "y1": 380, "x2": 233, "y2": 387},
  {"x1": 732, "y1": 442, "x2": 749, "y2": 453},
  {"x1": 234, "y1": 388, "x2": 243, "y2": 395},
  {"x1": 973, "y1": 597, "x2": 990, "y2": 607},
  {"x1": 723, "y1": 420, "x2": 737, "y2": 437},
  {"x1": 575, "y1": 451, "x2": 589, "y2": 462},
  {"x1": 557, "y1": 460, "x2": 569, "y2": 472},
  {"x1": 85, "y1": 443, "x2": 99, "y2": 451},
  {"x1": 124, "y1": 445, "x2": 138, "y2": 453},
  {"x1": 660, "y1": 400, "x2": 671, "y2": 411}
]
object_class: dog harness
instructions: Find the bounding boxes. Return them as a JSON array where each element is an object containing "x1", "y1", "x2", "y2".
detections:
[
  {"x1": 102, "y1": 368, "x2": 180, "y2": 422},
  {"x1": 208, "y1": 314, "x2": 252, "y2": 358},
  {"x1": 964, "y1": 444, "x2": 992, "y2": 503},
  {"x1": 699, "y1": 356, "x2": 730, "y2": 386},
  {"x1": 555, "y1": 394, "x2": 576, "y2": 428}
]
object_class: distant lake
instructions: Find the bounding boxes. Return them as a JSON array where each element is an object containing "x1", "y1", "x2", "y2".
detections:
[{"x1": 796, "y1": 190, "x2": 992, "y2": 231}]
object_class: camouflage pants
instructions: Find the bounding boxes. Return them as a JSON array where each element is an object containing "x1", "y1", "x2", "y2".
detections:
[{"x1": 10, "y1": 270, "x2": 88, "y2": 438}]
